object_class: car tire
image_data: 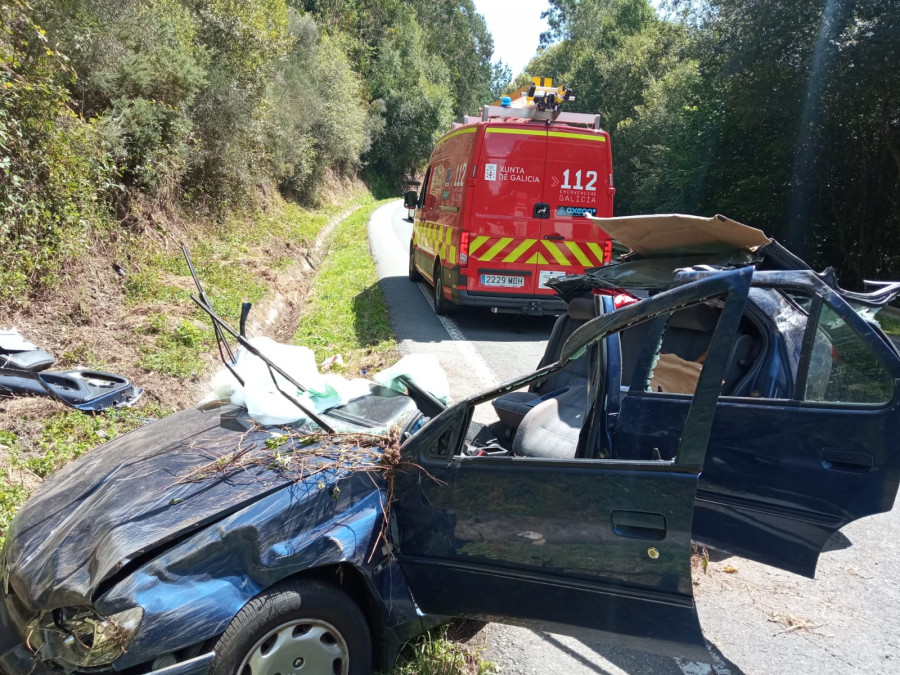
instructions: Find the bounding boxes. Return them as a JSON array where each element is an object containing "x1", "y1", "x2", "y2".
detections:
[
  {"x1": 409, "y1": 244, "x2": 422, "y2": 282},
  {"x1": 209, "y1": 580, "x2": 372, "y2": 675},
  {"x1": 433, "y1": 262, "x2": 450, "y2": 316}
]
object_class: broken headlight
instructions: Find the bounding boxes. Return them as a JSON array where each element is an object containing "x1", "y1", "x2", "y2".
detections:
[{"x1": 35, "y1": 606, "x2": 143, "y2": 668}]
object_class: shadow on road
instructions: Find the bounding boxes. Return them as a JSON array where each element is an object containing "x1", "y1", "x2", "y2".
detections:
[{"x1": 377, "y1": 274, "x2": 557, "y2": 345}]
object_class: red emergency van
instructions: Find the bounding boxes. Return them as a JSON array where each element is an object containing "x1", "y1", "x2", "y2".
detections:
[{"x1": 407, "y1": 80, "x2": 615, "y2": 315}]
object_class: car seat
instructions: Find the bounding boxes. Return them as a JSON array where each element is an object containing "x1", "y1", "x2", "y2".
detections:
[
  {"x1": 492, "y1": 297, "x2": 596, "y2": 430},
  {"x1": 511, "y1": 382, "x2": 589, "y2": 459}
]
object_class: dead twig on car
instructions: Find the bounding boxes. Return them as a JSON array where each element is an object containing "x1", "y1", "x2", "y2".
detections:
[{"x1": 173, "y1": 424, "x2": 440, "y2": 561}]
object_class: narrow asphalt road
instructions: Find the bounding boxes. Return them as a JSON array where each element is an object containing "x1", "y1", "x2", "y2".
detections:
[{"x1": 368, "y1": 200, "x2": 900, "y2": 675}]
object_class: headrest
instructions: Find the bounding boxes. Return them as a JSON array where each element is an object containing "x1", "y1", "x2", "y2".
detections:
[
  {"x1": 567, "y1": 297, "x2": 595, "y2": 321},
  {"x1": 668, "y1": 302, "x2": 719, "y2": 331}
]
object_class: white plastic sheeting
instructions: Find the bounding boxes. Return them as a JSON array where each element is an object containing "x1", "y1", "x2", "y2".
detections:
[
  {"x1": 0, "y1": 328, "x2": 39, "y2": 352},
  {"x1": 212, "y1": 337, "x2": 370, "y2": 425},
  {"x1": 211, "y1": 338, "x2": 450, "y2": 426},
  {"x1": 372, "y1": 354, "x2": 451, "y2": 404}
]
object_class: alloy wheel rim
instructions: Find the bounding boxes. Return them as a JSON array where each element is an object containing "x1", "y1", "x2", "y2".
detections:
[{"x1": 238, "y1": 618, "x2": 350, "y2": 675}]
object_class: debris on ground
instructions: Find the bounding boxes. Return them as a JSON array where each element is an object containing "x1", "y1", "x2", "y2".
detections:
[
  {"x1": 768, "y1": 613, "x2": 825, "y2": 637},
  {"x1": 319, "y1": 353, "x2": 344, "y2": 371},
  {"x1": 0, "y1": 329, "x2": 143, "y2": 412}
]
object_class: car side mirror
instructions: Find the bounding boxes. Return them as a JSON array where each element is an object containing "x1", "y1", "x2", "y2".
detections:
[{"x1": 403, "y1": 190, "x2": 418, "y2": 209}]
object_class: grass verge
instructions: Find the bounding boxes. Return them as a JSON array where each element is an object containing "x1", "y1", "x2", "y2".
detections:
[
  {"x1": 292, "y1": 199, "x2": 398, "y2": 375},
  {"x1": 393, "y1": 625, "x2": 498, "y2": 675},
  {"x1": 129, "y1": 196, "x2": 372, "y2": 378}
]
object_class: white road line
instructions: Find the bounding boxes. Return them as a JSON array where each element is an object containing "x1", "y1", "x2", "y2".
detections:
[{"x1": 417, "y1": 282, "x2": 498, "y2": 391}]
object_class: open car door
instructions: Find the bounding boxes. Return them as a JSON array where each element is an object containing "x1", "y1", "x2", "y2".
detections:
[
  {"x1": 691, "y1": 271, "x2": 900, "y2": 577},
  {"x1": 392, "y1": 267, "x2": 753, "y2": 661}
]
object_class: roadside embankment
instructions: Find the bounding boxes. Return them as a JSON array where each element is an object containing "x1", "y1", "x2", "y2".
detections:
[{"x1": 0, "y1": 185, "x2": 372, "y2": 541}]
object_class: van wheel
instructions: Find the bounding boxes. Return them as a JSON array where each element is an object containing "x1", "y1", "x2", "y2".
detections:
[
  {"x1": 409, "y1": 245, "x2": 422, "y2": 282},
  {"x1": 209, "y1": 580, "x2": 371, "y2": 675},
  {"x1": 433, "y1": 262, "x2": 451, "y2": 316}
]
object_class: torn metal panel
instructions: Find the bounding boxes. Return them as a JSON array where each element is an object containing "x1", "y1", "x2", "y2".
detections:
[
  {"x1": 97, "y1": 480, "x2": 422, "y2": 669},
  {"x1": 587, "y1": 213, "x2": 770, "y2": 257},
  {"x1": 547, "y1": 250, "x2": 759, "y2": 299}
]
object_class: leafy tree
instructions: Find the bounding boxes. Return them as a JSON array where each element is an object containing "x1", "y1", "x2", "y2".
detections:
[
  {"x1": 268, "y1": 12, "x2": 375, "y2": 202},
  {"x1": 0, "y1": 0, "x2": 113, "y2": 300},
  {"x1": 43, "y1": 0, "x2": 209, "y2": 194},
  {"x1": 185, "y1": 0, "x2": 293, "y2": 203},
  {"x1": 412, "y1": 0, "x2": 494, "y2": 118},
  {"x1": 538, "y1": 0, "x2": 899, "y2": 283},
  {"x1": 489, "y1": 60, "x2": 513, "y2": 100},
  {"x1": 363, "y1": 13, "x2": 454, "y2": 192}
]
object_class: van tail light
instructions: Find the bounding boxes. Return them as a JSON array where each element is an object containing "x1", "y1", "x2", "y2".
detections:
[
  {"x1": 603, "y1": 239, "x2": 613, "y2": 265},
  {"x1": 459, "y1": 231, "x2": 469, "y2": 264}
]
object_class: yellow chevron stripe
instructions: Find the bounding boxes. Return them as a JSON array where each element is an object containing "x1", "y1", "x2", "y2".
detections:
[
  {"x1": 480, "y1": 237, "x2": 514, "y2": 262},
  {"x1": 564, "y1": 240, "x2": 592, "y2": 267},
  {"x1": 469, "y1": 235, "x2": 490, "y2": 256},
  {"x1": 486, "y1": 127, "x2": 546, "y2": 137},
  {"x1": 435, "y1": 126, "x2": 477, "y2": 147},
  {"x1": 548, "y1": 131, "x2": 607, "y2": 142},
  {"x1": 542, "y1": 240, "x2": 571, "y2": 266},
  {"x1": 503, "y1": 239, "x2": 536, "y2": 263},
  {"x1": 586, "y1": 242, "x2": 606, "y2": 263},
  {"x1": 450, "y1": 246, "x2": 457, "y2": 264},
  {"x1": 525, "y1": 252, "x2": 548, "y2": 265}
]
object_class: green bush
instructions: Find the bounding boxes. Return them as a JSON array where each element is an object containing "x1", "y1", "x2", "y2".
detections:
[
  {"x1": 2, "y1": 0, "x2": 501, "y2": 302},
  {"x1": 0, "y1": 0, "x2": 113, "y2": 302}
]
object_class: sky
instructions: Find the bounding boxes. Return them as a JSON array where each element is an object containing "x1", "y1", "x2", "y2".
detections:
[{"x1": 473, "y1": 0, "x2": 551, "y2": 76}]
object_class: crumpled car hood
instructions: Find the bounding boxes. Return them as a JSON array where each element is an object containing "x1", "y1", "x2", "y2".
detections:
[{"x1": 3, "y1": 401, "x2": 300, "y2": 610}]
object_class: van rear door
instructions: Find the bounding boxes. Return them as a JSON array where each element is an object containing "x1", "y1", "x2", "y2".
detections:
[
  {"x1": 538, "y1": 129, "x2": 615, "y2": 292},
  {"x1": 467, "y1": 125, "x2": 549, "y2": 297}
]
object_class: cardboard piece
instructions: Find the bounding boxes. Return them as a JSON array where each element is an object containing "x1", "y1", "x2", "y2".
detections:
[
  {"x1": 588, "y1": 213, "x2": 770, "y2": 257},
  {"x1": 649, "y1": 353, "x2": 704, "y2": 395}
]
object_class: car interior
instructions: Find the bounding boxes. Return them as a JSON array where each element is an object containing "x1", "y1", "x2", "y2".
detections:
[{"x1": 461, "y1": 293, "x2": 767, "y2": 462}]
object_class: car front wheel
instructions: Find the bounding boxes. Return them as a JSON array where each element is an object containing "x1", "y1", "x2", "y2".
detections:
[
  {"x1": 409, "y1": 244, "x2": 422, "y2": 282},
  {"x1": 209, "y1": 580, "x2": 372, "y2": 675}
]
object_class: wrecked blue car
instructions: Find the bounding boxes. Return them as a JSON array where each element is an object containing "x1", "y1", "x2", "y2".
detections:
[{"x1": 3, "y1": 215, "x2": 900, "y2": 675}]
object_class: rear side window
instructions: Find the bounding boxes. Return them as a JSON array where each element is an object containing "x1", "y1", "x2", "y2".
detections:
[{"x1": 804, "y1": 304, "x2": 894, "y2": 405}]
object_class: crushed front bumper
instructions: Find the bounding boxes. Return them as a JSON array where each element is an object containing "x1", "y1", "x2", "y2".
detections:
[
  {"x1": 0, "y1": 592, "x2": 56, "y2": 675},
  {"x1": 0, "y1": 592, "x2": 213, "y2": 675}
]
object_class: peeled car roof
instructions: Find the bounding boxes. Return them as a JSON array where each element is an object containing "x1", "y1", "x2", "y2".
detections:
[{"x1": 587, "y1": 213, "x2": 770, "y2": 257}]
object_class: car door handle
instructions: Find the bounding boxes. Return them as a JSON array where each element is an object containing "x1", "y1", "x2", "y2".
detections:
[
  {"x1": 611, "y1": 510, "x2": 666, "y2": 540},
  {"x1": 821, "y1": 448, "x2": 873, "y2": 473},
  {"x1": 543, "y1": 234, "x2": 565, "y2": 240}
]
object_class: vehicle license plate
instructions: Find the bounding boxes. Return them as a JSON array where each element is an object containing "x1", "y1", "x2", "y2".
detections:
[
  {"x1": 539, "y1": 270, "x2": 567, "y2": 289},
  {"x1": 481, "y1": 274, "x2": 525, "y2": 288}
]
